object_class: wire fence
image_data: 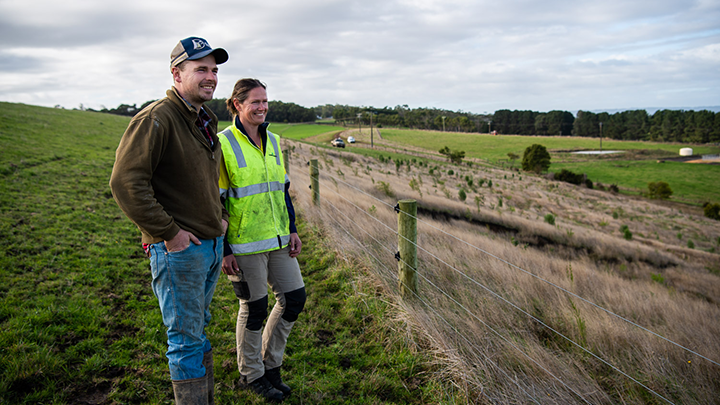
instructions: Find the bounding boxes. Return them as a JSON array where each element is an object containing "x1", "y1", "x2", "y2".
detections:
[{"x1": 290, "y1": 154, "x2": 719, "y2": 404}]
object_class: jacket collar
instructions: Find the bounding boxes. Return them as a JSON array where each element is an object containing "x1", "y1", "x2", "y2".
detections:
[
  {"x1": 166, "y1": 87, "x2": 220, "y2": 150},
  {"x1": 234, "y1": 116, "x2": 270, "y2": 151},
  {"x1": 166, "y1": 87, "x2": 219, "y2": 124}
]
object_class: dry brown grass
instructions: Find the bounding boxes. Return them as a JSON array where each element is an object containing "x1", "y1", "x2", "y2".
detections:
[{"x1": 284, "y1": 140, "x2": 720, "y2": 404}]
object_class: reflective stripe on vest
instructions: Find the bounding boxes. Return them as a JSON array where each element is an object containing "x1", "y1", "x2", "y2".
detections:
[
  {"x1": 221, "y1": 128, "x2": 247, "y2": 168},
  {"x1": 226, "y1": 181, "x2": 284, "y2": 199},
  {"x1": 268, "y1": 133, "x2": 281, "y2": 166},
  {"x1": 229, "y1": 234, "x2": 291, "y2": 255}
]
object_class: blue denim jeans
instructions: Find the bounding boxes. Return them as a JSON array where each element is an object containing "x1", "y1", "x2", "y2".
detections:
[{"x1": 149, "y1": 236, "x2": 223, "y2": 381}]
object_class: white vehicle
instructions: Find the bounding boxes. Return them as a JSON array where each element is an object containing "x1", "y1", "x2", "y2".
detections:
[{"x1": 347, "y1": 136, "x2": 356, "y2": 143}]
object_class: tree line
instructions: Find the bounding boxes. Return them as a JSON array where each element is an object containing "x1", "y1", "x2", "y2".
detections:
[
  {"x1": 491, "y1": 109, "x2": 720, "y2": 143},
  {"x1": 97, "y1": 99, "x2": 316, "y2": 124},
  {"x1": 319, "y1": 104, "x2": 492, "y2": 133},
  {"x1": 98, "y1": 100, "x2": 720, "y2": 144},
  {"x1": 322, "y1": 105, "x2": 720, "y2": 143}
]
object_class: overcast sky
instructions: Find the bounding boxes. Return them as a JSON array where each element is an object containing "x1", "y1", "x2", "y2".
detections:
[{"x1": 1, "y1": 0, "x2": 718, "y2": 114}]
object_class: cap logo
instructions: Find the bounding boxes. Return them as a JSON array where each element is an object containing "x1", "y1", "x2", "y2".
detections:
[{"x1": 192, "y1": 39, "x2": 207, "y2": 50}]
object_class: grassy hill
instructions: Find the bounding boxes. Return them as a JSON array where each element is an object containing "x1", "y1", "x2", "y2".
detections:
[
  {"x1": 280, "y1": 133, "x2": 720, "y2": 404},
  {"x1": 4, "y1": 103, "x2": 719, "y2": 403},
  {"x1": 0, "y1": 102, "x2": 461, "y2": 404}
]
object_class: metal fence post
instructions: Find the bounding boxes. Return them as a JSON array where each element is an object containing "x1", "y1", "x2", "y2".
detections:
[{"x1": 398, "y1": 199, "x2": 418, "y2": 298}]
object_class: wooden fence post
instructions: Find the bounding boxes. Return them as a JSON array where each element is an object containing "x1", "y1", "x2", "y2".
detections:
[
  {"x1": 310, "y1": 159, "x2": 319, "y2": 206},
  {"x1": 398, "y1": 199, "x2": 418, "y2": 298},
  {"x1": 283, "y1": 149, "x2": 290, "y2": 174}
]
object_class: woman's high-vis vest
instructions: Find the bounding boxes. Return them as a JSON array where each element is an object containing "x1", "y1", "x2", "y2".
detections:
[{"x1": 219, "y1": 124, "x2": 290, "y2": 255}]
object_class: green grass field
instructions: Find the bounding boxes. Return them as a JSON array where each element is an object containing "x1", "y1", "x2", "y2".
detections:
[
  {"x1": 552, "y1": 160, "x2": 720, "y2": 203},
  {"x1": 379, "y1": 128, "x2": 720, "y2": 160},
  {"x1": 218, "y1": 120, "x2": 345, "y2": 140},
  {"x1": 362, "y1": 128, "x2": 720, "y2": 204},
  {"x1": 0, "y1": 103, "x2": 461, "y2": 404}
]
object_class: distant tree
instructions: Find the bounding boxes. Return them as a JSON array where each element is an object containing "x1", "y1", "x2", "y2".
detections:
[
  {"x1": 101, "y1": 103, "x2": 139, "y2": 117},
  {"x1": 314, "y1": 104, "x2": 337, "y2": 119},
  {"x1": 203, "y1": 98, "x2": 231, "y2": 121},
  {"x1": 545, "y1": 110, "x2": 574, "y2": 135},
  {"x1": 535, "y1": 111, "x2": 555, "y2": 135},
  {"x1": 522, "y1": 144, "x2": 551, "y2": 173},
  {"x1": 647, "y1": 181, "x2": 673, "y2": 200},
  {"x1": 625, "y1": 110, "x2": 649, "y2": 140},
  {"x1": 574, "y1": 111, "x2": 599, "y2": 137},
  {"x1": 439, "y1": 146, "x2": 465, "y2": 164},
  {"x1": 492, "y1": 109, "x2": 512, "y2": 134},
  {"x1": 507, "y1": 152, "x2": 519, "y2": 167},
  {"x1": 534, "y1": 114, "x2": 549, "y2": 135},
  {"x1": 267, "y1": 100, "x2": 316, "y2": 123},
  {"x1": 479, "y1": 121, "x2": 490, "y2": 133},
  {"x1": 449, "y1": 150, "x2": 465, "y2": 164}
]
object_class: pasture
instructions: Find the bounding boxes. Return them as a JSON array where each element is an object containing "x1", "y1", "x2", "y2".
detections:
[
  {"x1": 327, "y1": 126, "x2": 720, "y2": 204},
  {"x1": 378, "y1": 128, "x2": 720, "y2": 160},
  {"x1": 551, "y1": 159, "x2": 720, "y2": 203},
  {"x1": 283, "y1": 136, "x2": 720, "y2": 403},
  {"x1": 0, "y1": 103, "x2": 460, "y2": 404},
  {"x1": 2, "y1": 104, "x2": 719, "y2": 403}
]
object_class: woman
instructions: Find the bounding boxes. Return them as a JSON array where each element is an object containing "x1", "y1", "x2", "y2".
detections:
[{"x1": 218, "y1": 78, "x2": 306, "y2": 402}]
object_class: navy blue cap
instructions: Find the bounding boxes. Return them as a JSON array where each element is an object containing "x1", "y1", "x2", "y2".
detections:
[{"x1": 170, "y1": 37, "x2": 228, "y2": 67}]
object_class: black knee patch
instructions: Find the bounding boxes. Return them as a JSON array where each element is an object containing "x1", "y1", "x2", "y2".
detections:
[
  {"x1": 282, "y1": 287, "x2": 306, "y2": 323},
  {"x1": 246, "y1": 296, "x2": 268, "y2": 331}
]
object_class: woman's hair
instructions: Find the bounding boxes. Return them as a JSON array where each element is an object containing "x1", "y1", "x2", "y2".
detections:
[{"x1": 226, "y1": 78, "x2": 267, "y2": 116}]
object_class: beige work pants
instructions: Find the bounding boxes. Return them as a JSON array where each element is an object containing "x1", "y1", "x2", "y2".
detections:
[{"x1": 228, "y1": 246, "x2": 304, "y2": 383}]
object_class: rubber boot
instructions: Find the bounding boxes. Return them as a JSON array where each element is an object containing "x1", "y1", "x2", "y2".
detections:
[
  {"x1": 203, "y1": 350, "x2": 214, "y2": 405},
  {"x1": 265, "y1": 366, "x2": 291, "y2": 397},
  {"x1": 172, "y1": 375, "x2": 208, "y2": 405}
]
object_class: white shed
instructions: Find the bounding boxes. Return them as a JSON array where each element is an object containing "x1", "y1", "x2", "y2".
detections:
[{"x1": 679, "y1": 148, "x2": 693, "y2": 156}]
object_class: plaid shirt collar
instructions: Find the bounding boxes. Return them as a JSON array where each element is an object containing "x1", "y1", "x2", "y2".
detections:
[
  {"x1": 186, "y1": 104, "x2": 214, "y2": 147},
  {"x1": 196, "y1": 106, "x2": 213, "y2": 146},
  {"x1": 176, "y1": 91, "x2": 214, "y2": 146}
]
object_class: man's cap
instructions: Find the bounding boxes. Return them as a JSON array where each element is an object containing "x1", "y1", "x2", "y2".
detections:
[{"x1": 170, "y1": 37, "x2": 228, "y2": 67}]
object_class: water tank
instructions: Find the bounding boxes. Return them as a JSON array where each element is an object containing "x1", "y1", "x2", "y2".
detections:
[{"x1": 679, "y1": 148, "x2": 693, "y2": 156}]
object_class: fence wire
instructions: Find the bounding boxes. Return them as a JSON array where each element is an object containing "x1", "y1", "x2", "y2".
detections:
[
  {"x1": 314, "y1": 167, "x2": 720, "y2": 369},
  {"x1": 305, "y1": 171, "x2": 679, "y2": 405},
  {"x1": 301, "y1": 183, "x2": 548, "y2": 404}
]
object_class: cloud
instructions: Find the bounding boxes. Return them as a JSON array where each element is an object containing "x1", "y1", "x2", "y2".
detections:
[{"x1": 0, "y1": 0, "x2": 718, "y2": 113}]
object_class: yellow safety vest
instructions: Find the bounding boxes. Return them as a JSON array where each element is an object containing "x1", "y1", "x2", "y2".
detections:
[{"x1": 218, "y1": 124, "x2": 290, "y2": 255}]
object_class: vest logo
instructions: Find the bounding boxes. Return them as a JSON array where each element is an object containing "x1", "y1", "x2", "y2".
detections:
[
  {"x1": 192, "y1": 39, "x2": 208, "y2": 50},
  {"x1": 269, "y1": 152, "x2": 277, "y2": 157}
]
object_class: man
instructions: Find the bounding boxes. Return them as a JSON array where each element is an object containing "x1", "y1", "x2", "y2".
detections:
[{"x1": 109, "y1": 37, "x2": 228, "y2": 404}]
